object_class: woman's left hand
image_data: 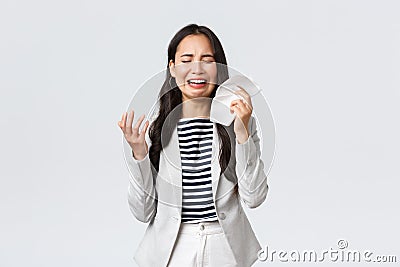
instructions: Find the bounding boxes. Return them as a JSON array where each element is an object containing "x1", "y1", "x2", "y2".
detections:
[{"x1": 230, "y1": 86, "x2": 253, "y2": 144}]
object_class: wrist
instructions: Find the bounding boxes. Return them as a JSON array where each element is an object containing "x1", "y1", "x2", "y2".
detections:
[
  {"x1": 236, "y1": 132, "x2": 249, "y2": 144},
  {"x1": 132, "y1": 149, "x2": 146, "y2": 161}
]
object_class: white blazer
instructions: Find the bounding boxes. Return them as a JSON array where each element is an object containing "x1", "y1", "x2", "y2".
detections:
[{"x1": 125, "y1": 115, "x2": 269, "y2": 267}]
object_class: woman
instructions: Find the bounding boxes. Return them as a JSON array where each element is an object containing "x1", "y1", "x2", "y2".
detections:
[{"x1": 118, "y1": 24, "x2": 269, "y2": 267}]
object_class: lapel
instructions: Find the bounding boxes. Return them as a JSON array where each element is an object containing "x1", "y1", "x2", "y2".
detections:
[{"x1": 162, "y1": 121, "x2": 221, "y2": 215}]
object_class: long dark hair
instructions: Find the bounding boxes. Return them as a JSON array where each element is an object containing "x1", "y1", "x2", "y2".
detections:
[{"x1": 149, "y1": 24, "x2": 232, "y2": 175}]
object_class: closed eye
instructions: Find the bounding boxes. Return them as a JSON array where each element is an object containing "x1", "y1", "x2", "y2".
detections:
[
  {"x1": 181, "y1": 60, "x2": 215, "y2": 64},
  {"x1": 203, "y1": 60, "x2": 215, "y2": 64}
]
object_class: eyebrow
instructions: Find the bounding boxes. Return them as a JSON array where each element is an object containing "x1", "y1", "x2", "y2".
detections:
[{"x1": 180, "y1": 53, "x2": 215, "y2": 58}]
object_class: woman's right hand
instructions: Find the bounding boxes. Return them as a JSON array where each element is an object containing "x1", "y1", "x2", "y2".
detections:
[{"x1": 118, "y1": 110, "x2": 149, "y2": 160}]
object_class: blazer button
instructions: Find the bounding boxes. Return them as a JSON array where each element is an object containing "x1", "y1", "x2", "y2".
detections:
[
  {"x1": 172, "y1": 216, "x2": 179, "y2": 221},
  {"x1": 219, "y1": 212, "x2": 226, "y2": 220}
]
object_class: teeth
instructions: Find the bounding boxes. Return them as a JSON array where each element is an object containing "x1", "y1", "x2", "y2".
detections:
[{"x1": 188, "y1": 79, "x2": 206, "y2": 84}]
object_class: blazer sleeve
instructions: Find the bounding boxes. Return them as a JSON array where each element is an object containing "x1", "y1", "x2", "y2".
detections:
[
  {"x1": 235, "y1": 115, "x2": 269, "y2": 209},
  {"x1": 125, "y1": 117, "x2": 157, "y2": 223}
]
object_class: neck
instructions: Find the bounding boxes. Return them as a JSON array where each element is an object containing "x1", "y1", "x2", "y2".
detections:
[{"x1": 181, "y1": 97, "x2": 211, "y2": 119}]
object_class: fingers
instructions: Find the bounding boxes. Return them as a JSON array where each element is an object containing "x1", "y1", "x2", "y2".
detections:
[
  {"x1": 125, "y1": 111, "x2": 135, "y2": 135},
  {"x1": 230, "y1": 99, "x2": 254, "y2": 119},
  {"x1": 140, "y1": 120, "x2": 150, "y2": 137},
  {"x1": 118, "y1": 110, "x2": 148, "y2": 131},
  {"x1": 118, "y1": 112, "x2": 124, "y2": 128},
  {"x1": 230, "y1": 104, "x2": 248, "y2": 129},
  {"x1": 230, "y1": 103, "x2": 240, "y2": 114},
  {"x1": 230, "y1": 99, "x2": 247, "y2": 110},
  {"x1": 118, "y1": 111, "x2": 138, "y2": 136},
  {"x1": 118, "y1": 112, "x2": 127, "y2": 131},
  {"x1": 230, "y1": 100, "x2": 243, "y2": 116},
  {"x1": 231, "y1": 96, "x2": 252, "y2": 112},
  {"x1": 234, "y1": 86, "x2": 252, "y2": 108},
  {"x1": 133, "y1": 113, "x2": 145, "y2": 133}
]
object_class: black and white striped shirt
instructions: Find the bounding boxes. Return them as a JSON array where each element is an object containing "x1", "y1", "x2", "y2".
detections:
[{"x1": 177, "y1": 117, "x2": 218, "y2": 224}]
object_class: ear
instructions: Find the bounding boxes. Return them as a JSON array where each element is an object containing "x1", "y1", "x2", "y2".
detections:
[{"x1": 169, "y1": 59, "x2": 176, "y2": 78}]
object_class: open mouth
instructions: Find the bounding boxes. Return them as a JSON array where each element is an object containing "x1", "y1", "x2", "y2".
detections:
[{"x1": 187, "y1": 79, "x2": 208, "y2": 89}]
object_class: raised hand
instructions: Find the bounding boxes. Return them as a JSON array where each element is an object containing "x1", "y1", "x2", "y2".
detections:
[
  {"x1": 229, "y1": 86, "x2": 253, "y2": 144},
  {"x1": 118, "y1": 110, "x2": 149, "y2": 160}
]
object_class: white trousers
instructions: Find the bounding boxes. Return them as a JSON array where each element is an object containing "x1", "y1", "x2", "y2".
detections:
[{"x1": 167, "y1": 220, "x2": 238, "y2": 267}]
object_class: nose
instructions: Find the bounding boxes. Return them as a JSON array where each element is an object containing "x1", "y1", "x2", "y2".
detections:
[{"x1": 191, "y1": 60, "x2": 205, "y2": 74}]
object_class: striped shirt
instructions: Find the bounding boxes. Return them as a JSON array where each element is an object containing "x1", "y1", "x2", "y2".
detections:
[{"x1": 177, "y1": 117, "x2": 218, "y2": 224}]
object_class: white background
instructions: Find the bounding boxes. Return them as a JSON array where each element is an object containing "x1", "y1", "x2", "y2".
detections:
[{"x1": 1, "y1": 0, "x2": 399, "y2": 266}]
